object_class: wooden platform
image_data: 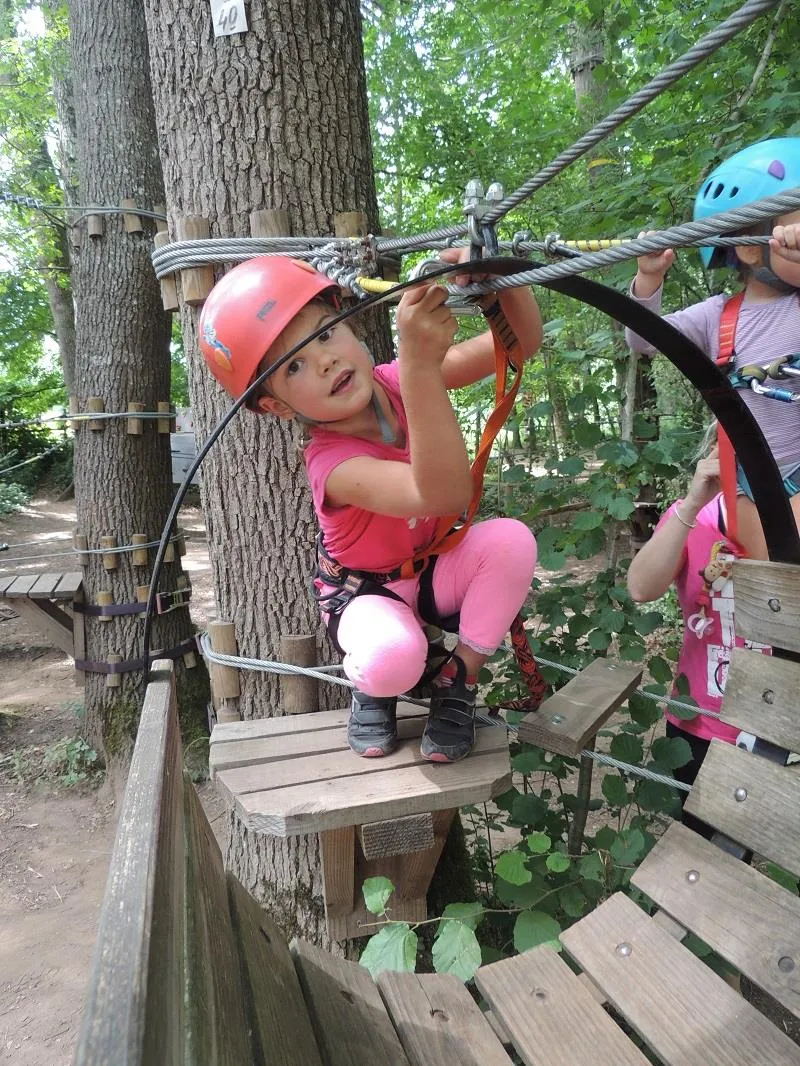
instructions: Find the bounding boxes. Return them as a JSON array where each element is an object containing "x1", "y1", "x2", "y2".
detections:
[
  {"x1": 0, "y1": 571, "x2": 85, "y2": 670},
  {"x1": 210, "y1": 701, "x2": 511, "y2": 939},
  {"x1": 76, "y1": 657, "x2": 800, "y2": 1065}
]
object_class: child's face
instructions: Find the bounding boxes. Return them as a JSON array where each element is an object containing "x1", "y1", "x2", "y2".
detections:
[{"x1": 261, "y1": 303, "x2": 374, "y2": 425}]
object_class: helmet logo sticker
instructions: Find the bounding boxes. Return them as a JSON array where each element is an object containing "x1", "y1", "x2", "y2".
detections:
[
  {"x1": 768, "y1": 160, "x2": 785, "y2": 180},
  {"x1": 256, "y1": 298, "x2": 277, "y2": 321},
  {"x1": 203, "y1": 321, "x2": 233, "y2": 372}
]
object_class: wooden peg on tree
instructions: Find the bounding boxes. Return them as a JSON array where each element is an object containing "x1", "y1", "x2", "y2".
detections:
[
  {"x1": 122, "y1": 198, "x2": 143, "y2": 233},
  {"x1": 153, "y1": 232, "x2": 179, "y2": 311},
  {"x1": 100, "y1": 536, "x2": 118, "y2": 571},
  {"x1": 176, "y1": 216, "x2": 214, "y2": 305},
  {"x1": 127, "y1": 402, "x2": 145, "y2": 435},
  {"x1": 87, "y1": 397, "x2": 105, "y2": 431}
]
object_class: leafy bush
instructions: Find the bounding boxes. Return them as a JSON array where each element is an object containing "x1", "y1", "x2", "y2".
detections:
[{"x1": 0, "y1": 481, "x2": 29, "y2": 515}]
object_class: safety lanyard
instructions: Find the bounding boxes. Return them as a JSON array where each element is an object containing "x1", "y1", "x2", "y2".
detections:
[
  {"x1": 715, "y1": 292, "x2": 746, "y2": 551},
  {"x1": 399, "y1": 297, "x2": 524, "y2": 579}
]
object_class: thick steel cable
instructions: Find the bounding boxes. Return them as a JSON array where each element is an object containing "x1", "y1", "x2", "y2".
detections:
[
  {"x1": 455, "y1": 186, "x2": 800, "y2": 296},
  {"x1": 378, "y1": 0, "x2": 781, "y2": 251},
  {"x1": 151, "y1": 236, "x2": 347, "y2": 279}
]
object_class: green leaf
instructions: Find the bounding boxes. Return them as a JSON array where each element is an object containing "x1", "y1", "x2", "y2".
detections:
[
  {"x1": 633, "y1": 610, "x2": 662, "y2": 635},
  {"x1": 546, "y1": 851, "x2": 571, "y2": 873},
  {"x1": 362, "y1": 876, "x2": 394, "y2": 915},
  {"x1": 511, "y1": 792, "x2": 549, "y2": 825},
  {"x1": 512, "y1": 748, "x2": 550, "y2": 774},
  {"x1": 359, "y1": 923, "x2": 418, "y2": 977},
  {"x1": 514, "y1": 910, "x2": 562, "y2": 953},
  {"x1": 607, "y1": 495, "x2": 635, "y2": 520},
  {"x1": 440, "y1": 901, "x2": 484, "y2": 931},
  {"x1": 648, "y1": 655, "x2": 674, "y2": 685},
  {"x1": 559, "y1": 883, "x2": 588, "y2": 917},
  {"x1": 628, "y1": 693, "x2": 662, "y2": 728},
  {"x1": 578, "y1": 851, "x2": 606, "y2": 882},
  {"x1": 651, "y1": 736, "x2": 693, "y2": 769},
  {"x1": 526, "y1": 831, "x2": 551, "y2": 854},
  {"x1": 432, "y1": 920, "x2": 482, "y2": 982},
  {"x1": 496, "y1": 849, "x2": 533, "y2": 885},
  {"x1": 495, "y1": 874, "x2": 548, "y2": 907},
  {"x1": 610, "y1": 733, "x2": 644, "y2": 765},
  {"x1": 760, "y1": 862, "x2": 800, "y2": 895},
  {"x1": 573, "y1": 420, "x2": 604, "y2": 448},
  {"x1": 588, "y1": 628, "x2": 612, "y2": 651},
  {"x1": 557, "y1": 455, "x2": 585, "y2": 476},
  {"x1": 610, "y1": 828, "x2": 646, "y2": 866},
  {"x1": 601, "y1": 774, "x2": 629, "y2": 808},
  {"x1": 572, "y1": 510, "x2": 605, "y2": 531}
]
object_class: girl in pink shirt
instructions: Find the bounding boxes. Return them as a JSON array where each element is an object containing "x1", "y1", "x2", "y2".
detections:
[
  {"x1": 627, "y1": 448, "x2": 769, "y2": 836},
  {"x1": 199, "y1": 252, "x2": 542, "y2": 763}
]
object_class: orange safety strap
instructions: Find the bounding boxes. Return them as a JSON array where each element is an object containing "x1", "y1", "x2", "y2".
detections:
[
  {"x1": 399, "y1": 297, "x2": 524, "y2": 579},
  {"x1": 716, "y1": 292, "x2": 745, "y2": 550}
]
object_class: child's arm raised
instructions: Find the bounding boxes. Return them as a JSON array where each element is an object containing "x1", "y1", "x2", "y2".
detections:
[
  {"x1": 325, "y1": 282, "x2": 473, "y2": 518},
  {"x1": 627, "y1": 450, "x2": 720, "y2": 602}
]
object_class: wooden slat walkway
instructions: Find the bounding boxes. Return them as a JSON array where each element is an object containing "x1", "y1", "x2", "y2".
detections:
[{"x1": 0, "y1": 570, "x2": 85, "y2": 662}]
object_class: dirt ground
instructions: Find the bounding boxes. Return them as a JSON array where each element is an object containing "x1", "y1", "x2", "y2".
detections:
[{"x1": 0, "y1": 495, "x2": 218, "y2": 1066}]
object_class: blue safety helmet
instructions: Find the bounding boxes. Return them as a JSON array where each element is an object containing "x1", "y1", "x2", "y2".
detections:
[{"x1": 693, "y1": 137, "x2": 800, "y2": 268}]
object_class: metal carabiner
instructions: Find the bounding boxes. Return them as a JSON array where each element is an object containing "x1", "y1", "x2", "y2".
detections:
[{"x1": 408, "y1": 257, "x2": 480, "y2": 316}]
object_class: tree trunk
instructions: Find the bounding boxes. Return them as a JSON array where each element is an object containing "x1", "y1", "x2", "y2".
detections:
[
  {"x1": 141, "y1": 0, "x2": 391, "y2": 953},
  {"x1": 68, "y1": 0, "x2": 204, "y2": 782}
]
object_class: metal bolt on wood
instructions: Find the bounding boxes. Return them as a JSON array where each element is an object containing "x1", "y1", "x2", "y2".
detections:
[{"x1": 734, "y1": 787, "x2": 748, "y2": 802}]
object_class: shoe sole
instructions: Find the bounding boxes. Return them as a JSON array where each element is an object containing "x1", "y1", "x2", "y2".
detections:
[{"x1": 420, "y1": 748, "x2": 471, "y2": 764}]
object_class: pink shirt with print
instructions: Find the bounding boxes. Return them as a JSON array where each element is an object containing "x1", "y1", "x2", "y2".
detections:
[
  {"x1": 659, "y1": 493, "x2": 769, "y2": 743},
  {"x1": 303, "y1": 360, "x2": 438, "y2": 573}
]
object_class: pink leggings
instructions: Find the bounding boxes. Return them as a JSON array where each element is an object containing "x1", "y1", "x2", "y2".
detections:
[{"x1": 335, "y1": 518, "x2": 537, "y2": 697}]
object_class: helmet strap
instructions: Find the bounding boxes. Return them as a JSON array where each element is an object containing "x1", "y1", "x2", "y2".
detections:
[{"x1": 289, "y1": 390, "x2": 398, "y2": 445}]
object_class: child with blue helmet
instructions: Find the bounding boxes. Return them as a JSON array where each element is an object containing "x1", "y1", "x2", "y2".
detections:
[{"x1": 626, "y1": 138, "x2": 800, "y2": 558}]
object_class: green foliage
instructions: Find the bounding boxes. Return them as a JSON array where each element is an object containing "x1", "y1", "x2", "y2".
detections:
[{"x1": 0, "y1": 480, "x2": 28, "y2": 514}]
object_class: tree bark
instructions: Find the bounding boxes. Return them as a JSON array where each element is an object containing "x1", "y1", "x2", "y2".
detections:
[
  {"x1": 68, "y1": 0, "x2": 203, "y2": 781},
  {"x1": 141, "y1": 0, "x2": 390, "y2": 953}
]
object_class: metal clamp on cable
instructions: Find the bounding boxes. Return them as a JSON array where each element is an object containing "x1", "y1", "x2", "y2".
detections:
[{"x1": 408, "y1": 257, "x2": 479, "y2": 315}]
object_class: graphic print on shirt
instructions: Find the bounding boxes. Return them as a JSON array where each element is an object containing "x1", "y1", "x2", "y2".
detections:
[{"x1": 698, "y1": 541, "x2": 767, "y2": 699}]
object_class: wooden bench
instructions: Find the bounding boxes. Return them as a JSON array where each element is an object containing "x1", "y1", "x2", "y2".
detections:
[
  {"x1": 0, "y1": 571, "x2": 85, "y2": 672},
  {"x1": 76, "y1": 559, "x2": 800, "y2": 1065},
  {"x1": 209, "y1": 701, "x2": 512, "y2": 939}
]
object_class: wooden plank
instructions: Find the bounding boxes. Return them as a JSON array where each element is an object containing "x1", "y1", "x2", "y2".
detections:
[
  {"x1": 28, "y1": 572, "x2": 65, "y2": 598},
  {"x1": 359, "y1": 813, "x2": 435, "y2": 860},
  {"x1": 227, "y1": 746, "x2": 512, "y2": 836},
  {"x1": 226, "y1": 874, "x2": 324, "y2": 1066},
  {"x1": 210, "y1": 699, "x2": 424, "y2": 749},
  {"x1": 53, "y1": 571, "x2": 84, "y2": 597},
  {"x1": 561, "y1": 892, "x2": 800, "y2": 1065},
  {"x1": 182, "y1": 777, "x2": 254, "y2": 1064},
  {"x1": 4, "y1": 574, "x2": 40, "y2": 597},
  {"x1": 733, "y1": 558, "x2": 800, "y2": 653},
  {"x1": 378, "y1": 971, "x2": 513, "y2": 1066},
  {"x1": 684, "y1": 740, "x2": 800, "y2": 877},
  {"x1": 210, "y1": 709, "x2": 428, "y2": 778},
  {"x1": 385, "y1": 809, "x2": 454, "y2": 899},
  {"x1": 633, "y1": 822, "x2": 800, "y2": 1018},
  {"x1": 216, "y1": 723, "x2": 507, "y2": 797},
  {"x1": 74, "y1": 662, "x2": 186, "y2": 1065},
  {"x1": 517, "y1": 659, "x2": 642, "y2": 757},
  {"x1": 320, "y1": 826, "x2": 355, "y2": 919},
  {"x1": 9, "y1": 597, "x2": 74, "y2": 656},
  {"x1": 721, "y1": 647, "x2": 800, "y2": 752},
  {"x1": 475, "y1": 946, "x2": 650, "y2": 1066},
  {"x1": 0, "y1": 573, "x2": 19, "y2": 595},
  {"x1": 291, "y1": 938, "x2": 410, "y2": 1066}
]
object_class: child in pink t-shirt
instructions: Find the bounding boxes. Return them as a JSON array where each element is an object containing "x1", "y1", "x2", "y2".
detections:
[
  {"x1": 627, "y1": 447, "x2": 769, "y2": 836},
  {"x1": 198, "y1": 251, "x2": 542, "y2": 763}
]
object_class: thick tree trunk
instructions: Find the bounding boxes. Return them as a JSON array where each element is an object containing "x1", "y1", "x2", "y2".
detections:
[
  {"x1": 141, "y1": 0, "x2": 390, "y2": 952},
  {"x1": 68, "y1": 0, "x2": 204, "y2": 781}
]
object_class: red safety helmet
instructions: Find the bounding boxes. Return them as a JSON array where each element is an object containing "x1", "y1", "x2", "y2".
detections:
[{"x1": 198, "y1": 256, "x2": 339, "y2": 400}]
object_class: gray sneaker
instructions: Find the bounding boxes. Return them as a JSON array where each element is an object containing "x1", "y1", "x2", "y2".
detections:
[
  {"x1": 347, "y1": 690, "x2": 398, "y2": 757},
  {"x1": 420, "y1": 655, "x2": 476, "y2": 763}
]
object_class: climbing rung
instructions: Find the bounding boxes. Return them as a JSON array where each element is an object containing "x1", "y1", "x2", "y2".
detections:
[{"x1": 516, "y1": 658, "x2": 642, "y2": 757}]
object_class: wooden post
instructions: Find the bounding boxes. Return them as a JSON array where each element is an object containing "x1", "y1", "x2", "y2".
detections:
[
  {"x1": 163, "y1": 539, "x2": 175, "y2": 563},
  {"x1": 87, "y1": 396, "x2": 105, "y2": 431},
  {"x1": 136, "y1": 585, "x2": 150, "y2": 605},
  {"x1": 157, "y1": 401, "x2": 172, "y2": 434},
  {"x1": 279, "y1": 634, "x2": 319, "y2": 714},
  {"x1": 249, "y1": 208, "x2": 291, "y2": 239},
  {"x1": 100, "y1": 536, "x2": 118, "y2": 571},
  {"x1": 69, "y1": 396, "x2": 80, "y2": 432},
  {"x1": 121, "y1": 198, "x2": 143, "y2": 233},
  {"x1": 127, "y1": 402, "x2": 145, "y2": 436},
  {"x1": 96, "y1": 590, "x2": 113, "y2": 623},
  {"x1": 73, "y1": 533, "x2": 90, "y2": 566},
  {"x1": 153, "y1": 204, "x2": 168, "y2": 234},
  {"x1": 106, "y1": 654, "x2": 122, "y2": 688},
  {"x1": 176, "y1": 216, "x2": 214, "y2": 305},
  {"x1": 334, "y1": 211, "x2": 368, "y2": 238},
  {"x1": 153, "y1": 232, "x2": 179, "y2": 311},
  {"x1": 131, "y1": 534, "x2": 149, "y2": 566},
  {"x1": 209, "y1": 620, "x2": 240, "y2": 723},
  {"x1": 87, "y1": 214, "x2": 104, "y2": 238},
  {"x1": 176, "y1": 529, "x2": 187, "y2": 557}
]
